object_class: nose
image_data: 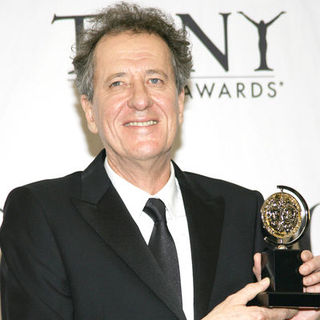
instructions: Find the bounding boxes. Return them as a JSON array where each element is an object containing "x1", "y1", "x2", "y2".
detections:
[{"x1": 127, "y1": 80, "x2": 153, "y2": 111}]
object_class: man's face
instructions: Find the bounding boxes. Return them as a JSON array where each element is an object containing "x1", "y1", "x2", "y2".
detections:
[{"x1": 81, "y1": 32, "x2": 184, "y2": 164}]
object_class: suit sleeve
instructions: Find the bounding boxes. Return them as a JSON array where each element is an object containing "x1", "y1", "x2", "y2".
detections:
[
  {"x1": 0, "y1": 187, "x2": 73, "y2": 320},
  {"x1": 253, "y1": 191, "x2": 266, "y2": 254}
]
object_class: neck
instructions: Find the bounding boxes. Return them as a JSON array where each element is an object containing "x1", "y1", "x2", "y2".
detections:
[{"x1": 107, "y1": 154, "x2": 172, "y2": 195}]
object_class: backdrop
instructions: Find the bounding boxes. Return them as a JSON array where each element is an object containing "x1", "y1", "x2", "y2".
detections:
[{"x1": 1, "y1": 0, "x2": 319, "y2": 255}]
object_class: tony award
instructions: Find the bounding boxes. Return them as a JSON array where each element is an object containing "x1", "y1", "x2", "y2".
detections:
[{"x1": 257, "y1": 185, "x2": 320, "y2": 308}]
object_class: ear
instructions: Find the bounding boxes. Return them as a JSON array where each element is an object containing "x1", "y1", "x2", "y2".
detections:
[
  {"x1": 80, "y1": 95, "x2": 98, "y2": 134},
  {"x1": 177, "y1": 88, "x2": 185, "y2": 124}
]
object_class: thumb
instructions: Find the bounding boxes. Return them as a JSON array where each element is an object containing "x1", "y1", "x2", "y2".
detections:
[
  {"x1": 253, "y1": 253, "x2": 262, "y2": 281},
  {"x1": 231, "y1": 278, "x2": 270, "y2": 305}
]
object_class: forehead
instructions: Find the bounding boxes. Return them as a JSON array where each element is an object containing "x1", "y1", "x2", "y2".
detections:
[{"x1": 93, "y1": 31, "x2": 173, "y2": 71}]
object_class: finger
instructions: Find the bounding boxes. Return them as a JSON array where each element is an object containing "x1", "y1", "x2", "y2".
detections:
[
  {"x1": 253, "y1": 253, "x2": 262, "y2": 281},
  {"x1": 292, "y1": 310, "x2": 320, "y2": 320},
  {"x1": 301, "y1": 250, "x2": 313, "y2": 263},
  {"x1": 304, "y1": 283, "x2": 320, "y2": 293},
  {"x1": 246, "y1": 306, "x2": 298, "y2": 320},
  {"x1": 229, "y1": 278, "x2": 270, "y2": 305},
  {"x1": 303, "y1": 269, "x2": 320, "y2": 287},
  {"x1": 265, "y1": 307, "x2": 298, "y2": 320},
  {"x1": 300, "y1": 255, "x2": 320, "y2": 276}
]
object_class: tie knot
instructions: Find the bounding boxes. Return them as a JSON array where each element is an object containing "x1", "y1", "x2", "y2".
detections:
[{"x1": 143, "y1": 198, "x2": 166, "y2": 223}]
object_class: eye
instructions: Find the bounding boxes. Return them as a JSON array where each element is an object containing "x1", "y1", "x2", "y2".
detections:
[
  {"x1": 109, "y1": 81, "x2": 123, "y2": 88},
  {"x1": 148, "y1": 78, "x2": 163, "y2": 85}
]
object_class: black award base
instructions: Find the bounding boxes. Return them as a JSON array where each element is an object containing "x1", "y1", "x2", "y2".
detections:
[
  {"x1": 257, "y1": 249, "x2": 320, "y2": 308},
  {"x1": 257, "y1": 292, "x2": 320, "y2": 308}
]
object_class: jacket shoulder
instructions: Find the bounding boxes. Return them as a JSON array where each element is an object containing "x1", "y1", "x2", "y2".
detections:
[
  {"x1": 182, "y1": 171, "x2": 263, "y2": 201},
  {"x1": 26, "y1": 171, "x2": 81, "y2": 190},
  {"x1": 4, "y1": 171, "x2": 82, "y2": 211}
]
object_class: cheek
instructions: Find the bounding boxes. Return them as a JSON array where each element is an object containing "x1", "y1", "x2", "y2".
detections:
[
  {"x1": 93, "y1": 107, "x2": 105, "y2": 132},
  {"x1": 167, "y1": 100, "x2": 182, "y2": 126},
  {"x1": 153, "y1": 93, "x2": 180, "y2": 118},
  {"x1": 94, "y1": 98, "x2": 122, "y2": 130}
]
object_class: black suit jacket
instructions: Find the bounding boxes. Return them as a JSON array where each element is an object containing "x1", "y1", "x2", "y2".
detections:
[{"x1": 0, "y1": 150, "x2": 264, "y2": 320}]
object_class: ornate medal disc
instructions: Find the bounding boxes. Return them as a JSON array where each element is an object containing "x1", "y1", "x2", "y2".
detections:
[
  {"x1": 261, "y1": 192, "x2": 301, "y2": 239},
  {"x1": 260, "y1": 186, "x2": 310, "y2": 246}
]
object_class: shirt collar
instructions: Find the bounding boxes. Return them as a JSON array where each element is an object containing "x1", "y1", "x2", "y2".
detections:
[
  {"x1": 104, "y1": 158, "x2": 179, "y2": 219},
  {"x1": 155, "y1": 162, "x2": 178, "y2": 219}
]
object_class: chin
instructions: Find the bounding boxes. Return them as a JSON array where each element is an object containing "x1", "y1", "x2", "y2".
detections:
[{"x1": 127, "y1": 145, "x2": 170, "y2": 162}]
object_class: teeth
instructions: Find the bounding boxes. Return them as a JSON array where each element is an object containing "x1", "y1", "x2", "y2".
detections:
[{"x1": 125, "y1": 120, "x2": 157, "y2": 127}]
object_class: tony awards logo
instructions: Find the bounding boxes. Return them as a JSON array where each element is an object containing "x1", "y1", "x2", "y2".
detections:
[{"x1": 258, "y1": 186, "x2": 320, "y2": 308}]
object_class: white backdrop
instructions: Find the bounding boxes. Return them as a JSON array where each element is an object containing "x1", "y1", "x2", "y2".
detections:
[{"x1": 0, "y1": 0, "x2": 319, "y2": 253}]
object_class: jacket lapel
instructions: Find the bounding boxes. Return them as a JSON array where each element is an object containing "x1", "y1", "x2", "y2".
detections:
[
  {"x1": 174, "y1": 164, "x2": 225, "y2": 320},
  {"x1": 72, "y1": 151, "x2": 186, "y2": 320}
]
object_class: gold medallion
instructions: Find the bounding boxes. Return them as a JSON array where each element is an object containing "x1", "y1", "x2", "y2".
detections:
[
  {"x1": 261, "y1": 192, "x2": 302, "y2": 239},
  {"x1": 260, "y1": 186, "x2": 309, "y2": 247}
]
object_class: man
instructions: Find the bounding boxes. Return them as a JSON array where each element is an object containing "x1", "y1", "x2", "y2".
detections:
[{"x1": 1, "y1": 3, "x2": 319, "y2": 320}]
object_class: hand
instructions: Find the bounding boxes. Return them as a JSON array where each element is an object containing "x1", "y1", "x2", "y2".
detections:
[
  {"x1": 299, "y1": 250, "x2": 320, "y2": 293},
  {"x1": 253, "y1": 251, "x2": 320, "y2": 291},
  {"x1": 292, "y1": 251, "x2": 320, "y2": 320},
  {"x1": 202, "y1": 278, "x2": 297, "y2": 320},
  {"x1": 253, "y1": 251, "x2": 320, "y2": 320}
]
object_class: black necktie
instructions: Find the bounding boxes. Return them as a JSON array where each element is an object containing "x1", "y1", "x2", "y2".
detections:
[{"x1": 143, "y1": 198, "x2": 182, "y2": 306}]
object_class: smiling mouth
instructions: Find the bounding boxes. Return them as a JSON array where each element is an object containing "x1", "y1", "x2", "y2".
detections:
[{"x1": 124, "y1": 120, "x2": 158, "y2": 127}]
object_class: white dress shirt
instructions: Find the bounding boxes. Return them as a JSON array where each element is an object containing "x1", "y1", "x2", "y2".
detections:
[{"x1": 105, "y1": 159, "x2": 194, "y2": 320}]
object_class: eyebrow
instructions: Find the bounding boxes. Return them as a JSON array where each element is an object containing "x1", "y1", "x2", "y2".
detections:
[
  {"x1": 103, "y1": 69, "x2": 169, "y2": 85},
  {"x1": 104, "y1": 72, "x2": 127, "y2": 84},
  {"x1": 146, "y1": 69, "x2": 169, "y2": 80}
]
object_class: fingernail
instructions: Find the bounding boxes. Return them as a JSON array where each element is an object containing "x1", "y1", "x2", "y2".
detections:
[
  {"x1": 300, "y1": 265, "x2": 307, "y2": 273},
  {"x1": 261, "y1": 277, "x2": 270, "y2": 285}
]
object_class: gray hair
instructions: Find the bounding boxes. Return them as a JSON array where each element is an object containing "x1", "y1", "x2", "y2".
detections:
[{"x1": 72, "y1": 2, "x2": 192, "y2": 101}]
